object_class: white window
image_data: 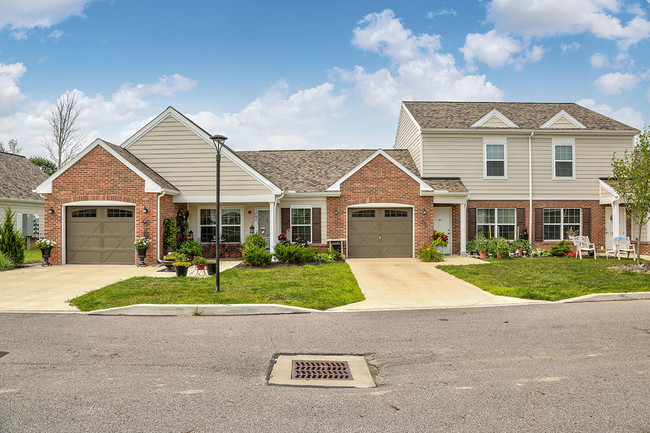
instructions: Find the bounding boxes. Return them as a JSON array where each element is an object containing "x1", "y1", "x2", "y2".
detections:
[
  {"x1": 477, "y1": 208, "x2": 515, "y2": 240},
  {"x1": 484, "y1": 137, "x2": 507, "y2": 179},
  {"x1": 291, "y1": 207, "x2": 311, "y2": 243},
  {"x1": 552, "y1": 138, "x2": 575, "y2": 179},
  {"x1": 199, "y1": 208, "x2": 242, "y2": 243},
  {"x1": 543, "y1": 208, "x2": 580, "y2": 241}
]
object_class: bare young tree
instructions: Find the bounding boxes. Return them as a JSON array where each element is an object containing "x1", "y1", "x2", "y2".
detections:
[
  {"x1": 43, "y1": 92, "x2": 85, "y2": 168},
  {"x1": 0, "y1": 139, "x2": 21, "y2": 154}
]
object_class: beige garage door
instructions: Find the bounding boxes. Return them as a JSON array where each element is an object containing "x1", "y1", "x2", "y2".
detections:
[
  {"x1": 348, "y1": 208, "x2": 412, "y2": 258},
  {"x1": 66, "y1": 206, "x2": 135, "y2": 264}
]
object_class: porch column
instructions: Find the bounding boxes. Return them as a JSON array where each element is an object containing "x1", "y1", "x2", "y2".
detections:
[
  {"x1": 612, "y1": 201, "x2": 620, "y2": 239},
  {"x1": 460, "y1": 202, "x2": 467, "y2": 255},
  {"x1": 269, "y1": 200, "x2": 276, "y2": 253}
]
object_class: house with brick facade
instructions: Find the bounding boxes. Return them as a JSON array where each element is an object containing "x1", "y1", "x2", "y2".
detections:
[{"x1": 34, "y1": 103, "x2": 644, "y2": 265}]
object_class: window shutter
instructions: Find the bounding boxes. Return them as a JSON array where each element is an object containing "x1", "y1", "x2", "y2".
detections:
[
  {"x1": 516, "y1": 208, "x2": 526, "y2": 239},
  {"x1": 281, "y1": 208, "x2": 290, "y2": 235},
  {"x1": 535, "y1": 208, "x2": 544, "y2": 241},
  {"x1": 467, "y1": 208, "x2": 476, "y2": 240},
  {"x1": 582, "y1": 208, "x2": 591, "y2": 239},
  {"x1": 312, "y1": 208, "x2": 321, "y2": 243}
]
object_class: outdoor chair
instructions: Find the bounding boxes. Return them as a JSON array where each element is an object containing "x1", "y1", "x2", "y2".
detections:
[
  {"x1": 615, "y1": 236, "x2": 636, "y2": 260},
  {"x1": 572, "y1": 236, "x2": 596, "y2": 259}
]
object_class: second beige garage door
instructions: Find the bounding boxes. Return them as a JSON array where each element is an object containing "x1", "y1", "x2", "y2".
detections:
[
  {"x1": 348, "y1": 208, "x2": 413, "y2": 258},
  {"x1": 66, "y1": 206, "x2": 135, "y2": 264}
]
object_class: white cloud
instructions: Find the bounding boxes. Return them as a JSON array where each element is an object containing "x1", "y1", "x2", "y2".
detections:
[
  {"x1": 594, "y1": 72, "x2": 639, "y2": 94},
  {"x1": 0, "y1": 62, "x2": 27, "y2": 115},
  {"x1": 0, "y1": 0, "x2": 92, "y2": 30},
  {"x1": 47, "y1": 29, "x2": 63, "y2": 42},
  {"x1": 590, "y1": 52, "x2": 610, "y2": 67},
  {"x1": 560, "y1": 41, "x2": 581, "y2": 53},
  {"x1": 577, "y1": 98, "x2": 644, "y2": 129},
  {"x1": 337, "y1": 9, "x2": 503, "y2": 114},
  {"x1": 460, "y1": 30, "x2": 545, "y2": 69},
  {"x1": 487, "y1": 0, "x2": 650, "y2": 50},
  {"x1": 427, "y1": 8, "x2": 458, "y2": 19},
  {"x1": 187, "y1": 80, "x2": 347, "y2": 150}
]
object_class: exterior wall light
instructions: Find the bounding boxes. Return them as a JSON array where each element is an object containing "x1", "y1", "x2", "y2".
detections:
[
  {"x1": 49, "y1": 208, "x2": 54, "y2": 214},
  {"x1": 143, "y1": 206, "x2": 149, "y2": 213},
  {"x1": 333, "y1": 209, "x2": 338, "y2": 215}
]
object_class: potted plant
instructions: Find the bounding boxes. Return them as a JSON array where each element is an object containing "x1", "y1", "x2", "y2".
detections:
[
  {"x1": 206, "y1": 260, "x2": 217, "y2": 275},
  {"x1": 133, "y1": 237, "x2": 151, "y2": 267},
  {"x1": 35, "y1": 238, "x2": 56, "y2": 266},
  {"x1": 192, "y1": 256, "x2": 207, "y2": 270},
  {"x1": 162, "y1": 253, "x2": 177, "y2": 271},
  {"x1": 475, "y1": 234, "x2": 489, "y2": 258},
  {"x1": 431, "y1": 230, "x2": 449, "y2": 253},
  {"x1": 173, "y1": 260, "x2": 191, "y2": 277},
  {"x1": 495, "y1": 238, "x2": 511, "y2": 258}
]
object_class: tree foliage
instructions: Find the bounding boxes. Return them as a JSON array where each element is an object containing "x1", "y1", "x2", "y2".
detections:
[
  {"x1": 43, "y1": 92, "x2": 85, "y2": 169},
  {"x1": 0, "y1": 139, "x2": 21, "y2": 154},
  {"x1": 0, "y1": 207, "x2": 25, "y2": 267},
  {"x1": 29, "y1": 156, "x2": 57, "y2": 176},
  {"x1": 611, "y1": 126, "x2": 650, "y2": 264}
]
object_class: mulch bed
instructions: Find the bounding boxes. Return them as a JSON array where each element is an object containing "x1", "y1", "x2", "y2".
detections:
[
  {"x1": 608, "y1": 264, "x2": 649, "y2": 273},
  {"x1": 234, "y1": 261, "x2": 341, "y2": 269}
]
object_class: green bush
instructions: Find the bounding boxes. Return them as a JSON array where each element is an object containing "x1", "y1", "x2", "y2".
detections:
[
  {"x1": 550, "y1": 240, "x2": 572, "y2": 257},
  {"x1": 243, "y1": 234, "x2": 267, "y2": 250},
  {"x1": 162, "y1": 218, "x2": 178, "y2": 252},
  {"x1": 475, "y1": 234, "x2": 488, "y2": 253},
  {"x1": 466, "y1": 239, "x2": 478, "y2": 254},
  {"x1": 0, "y1": 207, "x2": 24, "y2": 266},
  {"x1": 417, "y1": 246, "x2": 444, "y2": 262},
  {"x1": 0, "y1": 250, "x2": 14, "y2": 271},
  {"x1": 486, "y1": 237, "x2": 499, "y2": 256},
  {"x1": 274, "y1": 244, "x2": 309, "y2": 264},
  {"x1": 511, "y1": 238, "x2": 531, "y2": 255},
  {"x1": 179, "y1": 240, "x2": 202, "y2": 259},
  {"x1": 495, "y1": 238, "x2": 511, "y2": 258},
  {"x1": 242, "y1": 245, "x2": 273, "y2": 267}
]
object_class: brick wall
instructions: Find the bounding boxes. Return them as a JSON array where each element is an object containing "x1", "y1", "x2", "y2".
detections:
[
  {"x1": 466, "y1": 199, "x2": 607, "y2": 250},
  {"x1": 327, "y1": 153, "x2": 434, "y2": 256},
  {"x1": 43, "y1": 145, "x2": 181, "y2": 265}
]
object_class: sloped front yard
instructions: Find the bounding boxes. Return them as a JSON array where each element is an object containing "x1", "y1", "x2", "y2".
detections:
[
  {"x1": 438, "y1": 257, "x2": 650, "y2": 301},
  {"x1": 70, "y1": 263, "x2": 364, "y2": 311}
]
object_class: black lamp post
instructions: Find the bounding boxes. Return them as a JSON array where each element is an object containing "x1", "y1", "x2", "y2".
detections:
[{"x1": 209, "y1": 134, "x2": 228, "y2": 292}]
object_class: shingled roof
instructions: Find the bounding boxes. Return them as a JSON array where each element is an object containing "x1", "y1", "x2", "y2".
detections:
[
  {"x1": 236, "y1": 149, "x2": 425, "y2": 193},
  {"x1": 0, "y1": 152, "x2": 48, "y2": 201},
  {"x1": 403, "y1": 102, "x2": 637, "y2": 131}
]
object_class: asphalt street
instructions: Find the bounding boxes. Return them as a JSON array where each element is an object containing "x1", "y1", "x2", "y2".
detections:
[{"x1": 0, "y1": 301, "x2": 648, "y2": 432}]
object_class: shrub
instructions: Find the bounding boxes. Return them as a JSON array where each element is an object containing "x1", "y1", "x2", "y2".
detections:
[
  {"x1": 163, "y1": 218, "x2": 178, "y2": 252},
  {"x1": 486, "y1": 237, "x2": 499, "y2": 256},
  {"x1": 274, "y1": 244, "x2": 309, "y2": 264},
  {"x1": 418, "y1": 246, "x2": 444, "y2": 262},
  {"x1": 325, "y1": 247, "x2": 343, "y2": 262},
  {"x1": 466, "y1": 239, "x2": 478, "y2": 255},
  {"x1": 531, "y1": 248, "x2": 549, "y2": 257},
  {"x1": 192, "y1": 256, "x2": 207, "y2": 265},
  {"x1": 171, "y1": 252, "x2": 187, "y2": 262},
  {"x1": 179, "y1": 240, "x2": 202, "y2": 259},
  {"x1": 511, "y1": 238, "x2": 531, "y2": 255},
  {"x1": 550, "y1": 240, "x2": 572, "y2": 257},
  {"x1": 0, "y1": 250, "x2": 14, "y2": 271},
  {"x1": 475, "y1": 234, "x2": 488, "y2": 253},
  {"x1": 242, "y1": 245, "x2": 273, "y2": 267},
  {"x1": 495, "y1": 238, "x2": 511, "y2": 258},
  {"x1": 0, "y1": 207, "x2": 24, "y2": 267},
  {"x1": 293, "y1": 236, "x2": 310, "y2": 248},
  {"x1": 243, "y1": 234, "x2": 267, "y2": 250}
]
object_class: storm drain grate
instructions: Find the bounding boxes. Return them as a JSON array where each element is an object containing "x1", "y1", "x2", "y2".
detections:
[{"x1": 291, "y1": 360, "x2": 353, "y2": 380}]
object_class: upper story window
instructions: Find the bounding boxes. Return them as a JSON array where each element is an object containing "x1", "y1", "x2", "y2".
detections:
[
  {"x1": 484, "y1": 137, "x2": 507, "y2": 179},
  {"x1": 552, "y1": 138, "x2": 575, "y2": 179},
  {"x1": 291, "y1": 207, "x2": 312, "y2": 243}
]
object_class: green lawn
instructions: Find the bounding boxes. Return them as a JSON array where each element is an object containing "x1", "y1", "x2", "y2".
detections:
[
  {"x1": 23, "y1": 248, "x2": 42, "y2": 262},
  {"x1": 438, "y1": 257, "x2": 650, "y2": 301},
  {"x1": 70, "y1": 263, "x2": 364, "y2": 312}
]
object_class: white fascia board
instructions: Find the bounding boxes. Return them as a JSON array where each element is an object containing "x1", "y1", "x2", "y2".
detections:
[
  {"x1": 471, "y1": 109, "x2": 519, "y2": 128},
  {"x1": 347, "y1": 203, "x2": 413, "y2": 208},
  {"x1": 283, "y1": 191, "x2": 341, "y2": 197},
  {"x1": 63, "y1": 200, "x2": 136, "y2": 207},
  {"x1": 121, "y1": 107, "x2": 281, "y2": 195},
  {"x1": 540, "y1": 110, "x2": 586, "y2": 129},
  {"x1": 326, "y1": 149, "x2": 434, "y2": 192},
  {"x1": 174, "y1": 194, "x2": 277, "y2": 203},
  {"x1": 599, "y1": 179, "x2": 620, "y2": 204},
  {"x1": 0, "y1": 197, "x2": 44, "y2": 204},
  {"x1": 433, "y1": 195, "x2": 469, "y2": 204}
]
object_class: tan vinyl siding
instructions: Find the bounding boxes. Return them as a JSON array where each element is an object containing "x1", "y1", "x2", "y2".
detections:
[
  {"x1": 0, "y1": 199, "x2": 44, "y2": 237},
  {"x1": 545, "y1": 117, "x2": 577, "y2": 128},
  {"x1": 394, "y1": 106, "x2": 422, "y2": 173},
  {"x1": 128, "y1": 115, "x2": 272, "y2": 196},
  {"x1": 421, "y1": 134, "x2": 529, "y2": 197},
  {"x1": 631, "y1": 216, "x2": 650, "y2": 242},
  {"x1": 481, "y1": 116, "x2": 510, "y2": 128}
]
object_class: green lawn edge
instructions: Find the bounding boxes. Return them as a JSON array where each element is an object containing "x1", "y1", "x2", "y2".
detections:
[
  {"x1": 70, "y1": 262, "x2": 364, "y2": 312},
  {"x1": 437, "y1": 257, "x2": 650, "y2": 301}
]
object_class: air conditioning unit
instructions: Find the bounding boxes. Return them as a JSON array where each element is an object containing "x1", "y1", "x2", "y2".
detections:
[{"x1": 21, "y1": 214, "x2": 39, "y2": 238}]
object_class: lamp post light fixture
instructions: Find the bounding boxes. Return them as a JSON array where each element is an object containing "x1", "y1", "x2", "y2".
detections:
[{"x1": 209, "y1": 134, "x2": 228, "y2": 292}]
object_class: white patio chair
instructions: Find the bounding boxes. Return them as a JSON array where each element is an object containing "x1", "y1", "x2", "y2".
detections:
[
  {"x1": 572, "y1": 236, "x2": 596, "y2": 259},
  {"x1": 614, "y1": 236, "x2": 635, "y2": 260}
]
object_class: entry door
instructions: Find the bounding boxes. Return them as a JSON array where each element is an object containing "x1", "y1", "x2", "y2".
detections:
[
  {"x1": 605, "y1": 207, "x2": 627, "y2": 249},
  {"x1": 434, "y1": 207, "x2": 452, "y2": 255},
  {"x1": 256, "y1": 210, "x2": 270, "y2": 248}
]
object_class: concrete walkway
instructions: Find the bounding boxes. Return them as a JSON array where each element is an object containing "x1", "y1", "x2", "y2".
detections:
[
  {"x1": 330, "y1": 257, "x2": 545, "y2": 311},
  {"x1": 0, "y1": 261, "x2": 240, "y2": 312}
]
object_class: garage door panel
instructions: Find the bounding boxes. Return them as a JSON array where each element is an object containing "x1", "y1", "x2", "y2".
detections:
[{"x1": 348, "y1": 208, "x2": 412, "y2": 258}]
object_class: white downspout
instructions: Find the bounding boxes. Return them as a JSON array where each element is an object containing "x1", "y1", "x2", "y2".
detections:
[
  {"x1": 529, "y1": 131, "x2": 534, "y2": 241},
  {"x1": 157, "y1": 190, "x2": 167, "y2": 263},
  {"x1": 271, "y1": 192, "x2": 284, "y2": 253}
]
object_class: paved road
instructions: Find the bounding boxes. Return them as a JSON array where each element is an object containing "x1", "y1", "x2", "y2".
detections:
[{"x1": 1, "y1": 301, "x2": 648, "y2": 432}]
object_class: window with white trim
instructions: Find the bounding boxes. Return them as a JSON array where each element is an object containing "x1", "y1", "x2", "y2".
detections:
[
  {"x1": 543, "y1": 208, "x2": 580, "y2": 241},
  {"x1": 199, "y1": 209, "x2": 216, "y2": 243},
  {"x1": 291, "y1": 208, "x2": 311, "y2": 243},
  {"x1": 553, "y1": 140, "x2": 575, "y2": 179},
  {"x1": 477, "y1": 208, "x2": 515, "y2": 240},
  {"x1": 484, "y1": 137, "x2": 507, "y2": 178},
  {"x1": 221, "y1": 208, "x2": 241, "y2": 243}
]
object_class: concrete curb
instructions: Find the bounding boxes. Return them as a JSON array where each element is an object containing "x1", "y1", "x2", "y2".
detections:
[
  {"x1": 557, "y1": 292, "x2": 650, "y2": 303},
  {"x1": 87, "y1": 303, "x2": 320, "y2": 316}
]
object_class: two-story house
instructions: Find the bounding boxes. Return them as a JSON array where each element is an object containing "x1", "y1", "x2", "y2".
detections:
[{"x1": 35, "y1": 102, "x2": 643, "y2": 265}]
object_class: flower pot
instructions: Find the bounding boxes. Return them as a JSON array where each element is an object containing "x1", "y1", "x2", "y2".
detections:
[
  {"x1": 40, "y1": 247, "x2": 52, "y2": 266},
  {"x1": 479, "y1": 252, "x2": 488, "y2": 258},
  {"x1": 162, "y1": 259, "x2": 175, "y2": 271},
  {"x1": 136, "y1": 247, "x2": 148, "y2": 267},
  {"x1": 497, "y1": 253, "x2": 503, "y2": 258},
  {"x1": 174, "y1": 265, "x2": 188, "y2": 277},
  {"x1": 206, "y1": 263, "x2": 216, "y2": 275}
]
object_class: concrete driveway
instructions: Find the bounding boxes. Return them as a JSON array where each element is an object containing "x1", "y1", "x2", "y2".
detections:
[
  {"x1": 0, "y1": 262, "x2": 240, "y2": 312},
  {"x1": 331, "y1": 257, "x2": 545, "y2": 311}
]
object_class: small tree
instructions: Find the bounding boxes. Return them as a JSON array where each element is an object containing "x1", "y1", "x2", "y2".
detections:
[
  {"x1": 0, "y1": 207, "x2": 25, "y2": 266},
  {"x1": 43, "y1": 92, "x2": 85, "y2": 169},
  {"x1": 29, "y1": 156, "x2": 57, "y2": 176},
  {"x1": 611, "y1": 126, "x2": 650, "y2": 265}
]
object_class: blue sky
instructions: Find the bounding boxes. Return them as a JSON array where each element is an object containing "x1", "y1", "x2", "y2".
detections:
[{"x1": 0, "y1": 0, "x2": 649, "y2": 158}]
